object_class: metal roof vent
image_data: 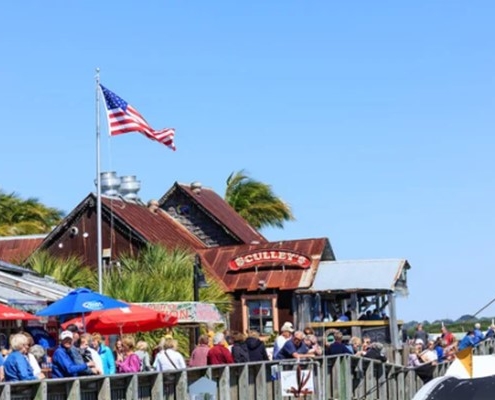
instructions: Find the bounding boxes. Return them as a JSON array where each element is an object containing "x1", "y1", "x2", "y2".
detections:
[
  {"x1": 147, "y1": 199, "x2": 159, "y2": 213},
  {"x1": 120, "y1": 175, "x2": 141, "y2": 201},
  {"x1": 100, "y1": 171, "x2": 121, "y2": 197},
  {"x1": 190, "y1": 181, "x2": 202, "y2": 195}
]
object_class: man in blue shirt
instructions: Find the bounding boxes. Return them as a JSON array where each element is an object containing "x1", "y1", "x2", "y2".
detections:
[
  {"x1": 325, "y1": 331, "x2": 352, "y2": 356},
  {"x1": 473, "y1": 323, "x2": 484, "y2": 345},
  {"x1": 458, "y1": 331, "x2": 475, "y2": 351},
  {"x1": 52, "y1": 331, "x2": 97, "y2": 378},
  {"x1": 275, "y1": 331, "x2": 311, "y2": 360}
]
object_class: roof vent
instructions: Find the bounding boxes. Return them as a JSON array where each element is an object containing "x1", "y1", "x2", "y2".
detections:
[
  {"x1": 147, "y1": 199, "x2": 160, "y2": 213},
  {"x1": 100, "y1": 171, "x2": 121, "y2": 197},
  {"x1": 190, "y1": 181, "x2": 202, "y2": 195},
  {"x1": 120, "y1": 175, "x2": 141, "y2": 201}
]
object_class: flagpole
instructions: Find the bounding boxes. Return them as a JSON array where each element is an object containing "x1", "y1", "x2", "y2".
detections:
[{"x1": 95, "y1": 68, "x2": 104, "y2": 294}]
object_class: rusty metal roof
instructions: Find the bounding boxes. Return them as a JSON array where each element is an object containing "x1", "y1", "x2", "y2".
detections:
[
  {"x1": 0, "y1": 235, "x2": 45, "y2": 264},
  {"x1": 101, "y1": 196, "x2": 205, "y2": 250},
  {"x1": 159, "y1": 182, "x2": 267, "y2": 245},
  {"x1": 309, "y1": 259, "x2": 411, "y2": 294},
  {"x1": 40, "y1": 194, "x2": 205, "y2": 253},
  {"x1": 198, "y1": 237, "x2": 335, "y2": 292}
]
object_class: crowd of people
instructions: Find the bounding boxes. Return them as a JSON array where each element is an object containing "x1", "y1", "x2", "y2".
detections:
[
  {"x1": 1, "y1": 319, "x2": 492, "y2": 383},
  {"x1": 405, "y1": 321, "x2": 495, "y2": 383},
  {"x1": 407, "y1": 322, "x2": 495, "y2": 369},
  {"x1": 0, "y1": 321, "x2": 389, "y2": 382}
]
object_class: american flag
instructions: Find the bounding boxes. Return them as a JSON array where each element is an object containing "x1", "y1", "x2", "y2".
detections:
[{"x1": 99, "y1": 84, "x2": 176, "y2": 151}]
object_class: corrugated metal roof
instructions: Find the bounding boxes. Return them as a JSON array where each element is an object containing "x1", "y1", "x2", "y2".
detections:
[
  {"x1": 0, "y1": 235, "x2": 45, "y2": 263},
  {"x1": 310, "y1": 259, "x2": 410, "y2": 293},
  {"x1": 101, "y1": 196, "x2": 205, "y2": 250},
  {"x1": 0, "y1": 271, "x2": 72, "y2": 301},
  {"x1": 0, "y1": 284, "x2": 49, "y2": 305},
  {"x1": 159, "y1": 183, "x2": 267, "y2": 245},
  {"x1": 40, "y1": 194, "x2": 205, "y2": 254},
  {"x1": 21, "y1": 274, "x2": 73, "y2": 296},
  {"x1": 199, "y1": 238, "x2": 335, "y2": 292},
  {"x1": 0, "y1": 260, "x2": 73, "y2": 307},
  {"x1": 0, "y1": 259, "x2": 36, "y2": 275}
]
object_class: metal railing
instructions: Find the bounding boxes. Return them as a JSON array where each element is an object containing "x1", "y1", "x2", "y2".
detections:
[{"x1": 1, "y1": 339, "x2": 493, "y2": 400}]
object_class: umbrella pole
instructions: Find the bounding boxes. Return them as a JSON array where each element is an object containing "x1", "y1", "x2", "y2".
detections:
[{"x1": 82, "y1": 313, "x2": 86, "y2": 333}]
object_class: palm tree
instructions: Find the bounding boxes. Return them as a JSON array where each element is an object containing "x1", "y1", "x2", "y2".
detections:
[
  {"x1": 25, "y1": 246, "x2": 232, "y2": 356},
  {"x1": 103, "y1": 245, "x2": 232, "y2": 355},
  {"x1": 0, "y1": 190, "x2": 64, "y2": 236},
  {"x1": 25, "y1": 251, "x2": 96, "y2": 289},
  {"x1": 225, "y1": 170, "x2": 295, "y2": 230},
  {"x1": 104, "y1": 245, "x2": 231, "y2": 313}
]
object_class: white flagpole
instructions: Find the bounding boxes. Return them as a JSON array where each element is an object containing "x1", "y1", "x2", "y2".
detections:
[{"x1": 95, "y1": 68, "x2": 104, "y2": 294}]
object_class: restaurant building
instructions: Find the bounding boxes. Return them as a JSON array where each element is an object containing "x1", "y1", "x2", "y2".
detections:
[{"x1": 32, "y1": 174, "x2": 410, "y2": 347}]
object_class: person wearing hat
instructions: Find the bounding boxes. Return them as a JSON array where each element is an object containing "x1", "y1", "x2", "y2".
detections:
[
  {"x1": 64, "y1": 324, "x2": 90, "y2": 368},
  {"x1": 273, "y1": 322, "x2": 294, "y2": 359},
  {"x1": 275, "y1": 331, "x2": 313, "y2": 360},
  {"x1": 51, "y1": 331, "x2": 98, "y2": 378}
]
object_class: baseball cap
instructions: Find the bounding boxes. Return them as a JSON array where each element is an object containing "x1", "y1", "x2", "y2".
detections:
[
  {"x1": 280, "y1": 322, "x2": 294, "y2": 333},
  {"x1": 60, "y1": 330, "x2": 73, "y2": 341}
]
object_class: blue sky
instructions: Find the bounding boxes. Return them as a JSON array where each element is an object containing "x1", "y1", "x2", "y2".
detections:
[{"x1": 1, "y1": 1, "x2": 494, "y2": 322}]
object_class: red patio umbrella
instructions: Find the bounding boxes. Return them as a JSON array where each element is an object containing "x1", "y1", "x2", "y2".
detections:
[
  {"x1": 0, "y1": 304, "x2": 39, "y2": 320},
  {"x1": 61, "y1": 303, "x2": 178, "y2": 335}
]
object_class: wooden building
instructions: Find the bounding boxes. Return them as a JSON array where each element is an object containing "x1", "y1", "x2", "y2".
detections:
[{"x1": 33, "y1": 176, "x2": 410, "y2": 345}]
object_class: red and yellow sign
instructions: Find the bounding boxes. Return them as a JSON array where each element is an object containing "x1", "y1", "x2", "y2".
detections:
[{"x1": 229, "y1": 250, "x2": 312, "y2": 271}]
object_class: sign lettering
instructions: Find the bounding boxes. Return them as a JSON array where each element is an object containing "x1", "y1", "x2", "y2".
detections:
[{"x1": 229, "y1": 250, "x2": 311, "y2": 271}]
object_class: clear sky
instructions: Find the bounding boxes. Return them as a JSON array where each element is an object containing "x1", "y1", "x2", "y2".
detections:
[{"x1": 1, "y1": 1, "x2": 494, "y2": 323}]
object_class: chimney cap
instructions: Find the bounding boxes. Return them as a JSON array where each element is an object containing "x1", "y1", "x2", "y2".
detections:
[
  {"x1": 190, "y1": 181, "x2": 202, "y2": 194},
  {"x1": 147, "y1": 199, "x2": 160, "y2": 213}
]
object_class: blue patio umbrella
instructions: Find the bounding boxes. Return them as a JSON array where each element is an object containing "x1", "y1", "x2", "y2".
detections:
[{"x1": 36, "y1": 287, "x2": 128, "y2": 317}]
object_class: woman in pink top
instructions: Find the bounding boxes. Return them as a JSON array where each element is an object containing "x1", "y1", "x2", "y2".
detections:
[
  {"x1": 189, "y1": 335, "x2": 210, "y2": 367},
  {"x1": 115, "y1": 336, "x2": 141, "y2": 373}
]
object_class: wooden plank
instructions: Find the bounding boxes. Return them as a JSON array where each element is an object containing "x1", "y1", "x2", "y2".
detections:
[
  {"x1": 67, "y1": 379, "x2": 80, "y2": 400},
  {"x1": 176, "y1": 371, "x2": 188, "y2": 400},
  {"x1": 238, "y1": 364, "x2": 249, "y2": 400},
  {"x1": 387, "y1": 293, "x2": 400, "y2": 349},
  {"x1": 151, "y1": 373, "x2": 163, "y2": 400},
  {"x1": 338, "y1": 357, "x2": 352, "y2": 400},
  {"x1": 126, "y1": 375, "x2": 138, "y2": 400},
  {"x1": 377, "y1": 363, "x2": 387, "y2": 399},
  {"x1": 34, "y1": 381, "x2": 46, "y2": 400},
  {"x1": 353, "y1": 357, "x2": 365, "y2": 399},
  {"x1": 0, "y1": 384, "x2": 10, "y2": 400},
  {"x1": 364, "y1": 360, "x2": 376, "y2": 400},
  {"x1": 219, "y1": 366, "x2": 231, "y2": 400},
  {"x1": 255, "y1": 363, "x2": 267, "y2": 400},
  {"x1": 98, "y1": 377, "x2": 111, "y2": 400}
]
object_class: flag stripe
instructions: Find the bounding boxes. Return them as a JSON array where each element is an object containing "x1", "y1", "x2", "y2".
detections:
[{"x1": 100, "y1": 84, "x2": 176, "y2": 151}]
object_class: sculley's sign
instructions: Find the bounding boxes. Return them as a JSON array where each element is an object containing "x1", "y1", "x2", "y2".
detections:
[{"x1": 228, "y1": 250, "x2": 312, "y2": 271}]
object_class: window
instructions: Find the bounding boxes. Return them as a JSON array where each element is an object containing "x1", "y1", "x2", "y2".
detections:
[{"x1": 242, "y1": 295, "x2": 278, "y2": 335}]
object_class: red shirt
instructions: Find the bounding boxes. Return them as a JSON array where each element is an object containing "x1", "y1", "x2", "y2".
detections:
[
  {"x1": 443, "y1": 331, "x2": 454, "y2": 346},
  {"x1": 207, "y1": 344, "x2": 234, "y2": 365}
]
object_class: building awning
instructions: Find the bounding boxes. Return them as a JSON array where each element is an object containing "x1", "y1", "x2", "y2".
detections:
[
  {"x1": 0, "y1": 260, "x2": 73, "y2": 312},
  {"x1": 307, "y1": 259, "x2": 410, "y2": 296}
]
